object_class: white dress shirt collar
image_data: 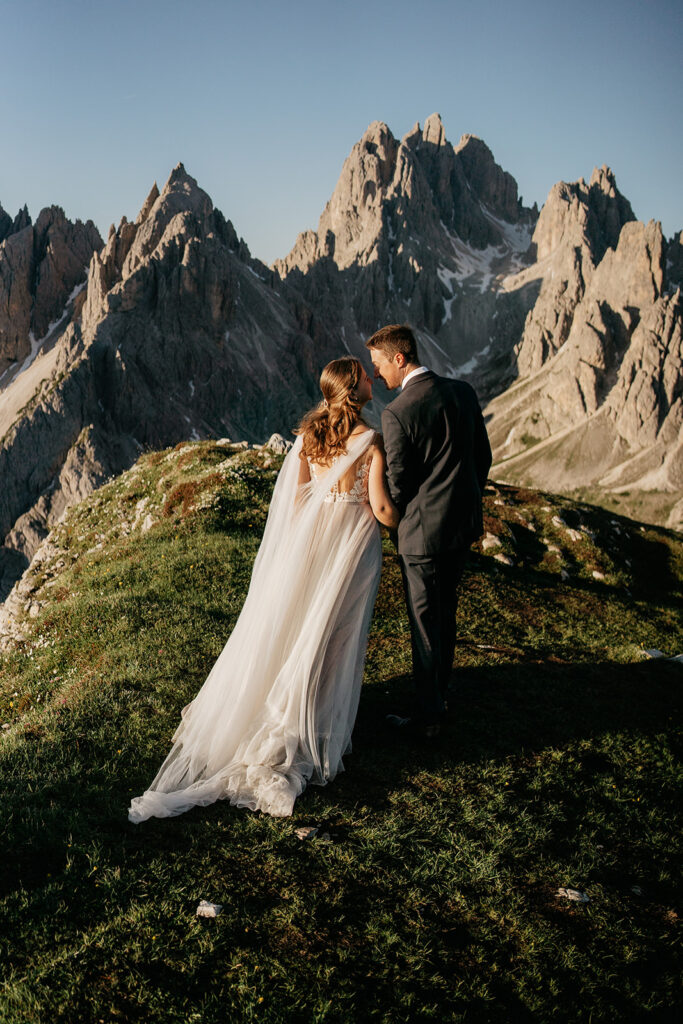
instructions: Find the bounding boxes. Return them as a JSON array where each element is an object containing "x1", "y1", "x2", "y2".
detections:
[{"x1": 401, "y1": 365, "x2": 430, "y2": 389}]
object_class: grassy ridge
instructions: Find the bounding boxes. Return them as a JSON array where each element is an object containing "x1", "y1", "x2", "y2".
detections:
[{"x1": 0, "y1": 440, "x2": 681, "y2": 1023}]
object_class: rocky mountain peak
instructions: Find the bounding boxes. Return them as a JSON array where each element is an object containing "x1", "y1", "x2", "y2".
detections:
[
  {"x1": 0, "y1": 203, "x2": 31, "y2": 245},
  {"x1": 167, "y1": 161, "x2": 191, "y2": 187},
  {"x1": 154, "y1": 163, "x2": 213, "y2": 223},
  {"x1": 530, "y1": 166, "x2": 635, "y2": 268},
  {"x1": 422, "y1": 112, "x2": 446, "y2": 146},
  {"x1": 275, "y1": 121, "x2": 402, "y2": 274},
  {"x1": 356, "y1": 120, "x2": 399, "y2": 191},
  {"x1": 586, "y1": 165, "x2": 635, "y2": 255},
  {"x1": 489, "y1": 190, "x2": 681, "y2": 526},
  {"x1": 0, "y1": 203, "x2": 102, "y2": 379},
  {"x1": 275, "y1": 113, "x2": 538, "y2": 289},
  {"x1": 84, "y1": 165, "x2": 217, "y2": 328},
  {"x1": 136, "y1": 182, "x2": 160, "y2": 225},
  {"x1": 32, "y1": 205, "x2": 69, "y2": 245},
  {"x1": 401, "y1": 121, "x2": 422, "y2": 147},
  {"x1": 13, "y1": 205, "x2": 31, "y2": 236},
  {"x1": 593, "y1": 217, "x2": 666, "y2": 308},
  {"x1": 455, "y1": 133, "x2": 522, "y2": 224},
  {"x1": 272, "y1": 113, "x2": 541, "y2": 391},
  {"x1": 0, "y1": 163, "x2": 327, "y2": 602},
  {"x1": 590, "y1": 164, "x2": 617, "y2": 193}
]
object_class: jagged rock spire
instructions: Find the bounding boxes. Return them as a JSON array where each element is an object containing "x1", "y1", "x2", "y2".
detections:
[
  {"x1": 423, "y1": 112, "x2": 446, "y2": 146},
  {"x1": 0, "y1": 203, "x2": 31, "y2": 245},
  {"x1": 136, "y1": 183, "x2": 160, "y2": 225}
]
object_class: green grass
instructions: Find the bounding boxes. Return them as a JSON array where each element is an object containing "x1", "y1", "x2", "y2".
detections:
[{"x1": 1, "y1": 442, "x2": 681, "y2": 1022}]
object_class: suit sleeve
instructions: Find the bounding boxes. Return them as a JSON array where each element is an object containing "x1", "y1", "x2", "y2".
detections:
[
  {"x1": 381, "y1": 407, "x2": 417, "y2": 514},
  {"x1": 473, "y1": 395, "x2": 492, "y2": 492}
]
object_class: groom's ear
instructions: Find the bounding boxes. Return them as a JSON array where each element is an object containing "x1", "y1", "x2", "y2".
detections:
[{"x1": 394, "y1": 352, "x2": 407, "y2": 368}]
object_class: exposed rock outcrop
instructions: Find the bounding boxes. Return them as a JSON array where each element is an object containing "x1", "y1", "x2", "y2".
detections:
[
  {"x1": 0, "y1": 205, "x2": 102, "y2": 381},
  {"x1": 275, "y1": 115, "x2": 537, "y2": 394},
  {"x1": 487, "y1": 218, "x2": 682, "y2": 519},
  {"x1": 506, "y1": 166, "x2": 636, "y2": 377},
  {"x1": 0, "y1": 165, "x2": 330, "y2": 599},
  {"x1": 0, "y1": 203, "x2": 30, "y2": 244},
  {"x1": 454, "y1": 134, "x2": 522, "y2": 225}
]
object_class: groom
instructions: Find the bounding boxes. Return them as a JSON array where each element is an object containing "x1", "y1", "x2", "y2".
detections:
[{"x1": 366, "y1": 324, "x2": 492, "y2": 738}]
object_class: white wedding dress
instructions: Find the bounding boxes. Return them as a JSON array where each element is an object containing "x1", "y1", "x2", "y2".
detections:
[{"x1": 128, "y1": 430, "x2": 381, "y2": 821}]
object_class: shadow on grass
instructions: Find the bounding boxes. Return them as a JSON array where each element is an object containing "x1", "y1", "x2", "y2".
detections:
[
  {"x1": 1, "y1": 658, "x2": 680, "y2": 893},
  {"x1": 342, "y1": 658, "x2": 682, "y2": 803},
  {"x1": 1, "y1": 657, "x2": 681, "y2": 1024}
]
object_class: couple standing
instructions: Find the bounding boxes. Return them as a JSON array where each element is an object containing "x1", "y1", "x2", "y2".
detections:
[{"x1": 129, "y1": 324, "x2": 491, "y2": 822}]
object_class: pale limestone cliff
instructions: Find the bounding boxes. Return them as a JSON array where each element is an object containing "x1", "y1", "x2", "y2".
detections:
[
  {"x1": 275, "y1": 114, "x2": 537, "y2": 393},
  {"x1": 487, "y1": 219, "x2": 682, "y2": 520},
  {"x1": 507, "y1": 167, "x2": 636, "y2": 377}
]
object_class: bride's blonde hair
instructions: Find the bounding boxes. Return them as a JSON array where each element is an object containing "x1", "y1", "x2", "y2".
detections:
[{"x1": 297, "y1": 356, "x2": 366, "y2": 463}]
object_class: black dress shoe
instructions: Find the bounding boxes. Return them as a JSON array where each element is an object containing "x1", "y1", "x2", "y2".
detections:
[{"x1": 385, "y1": 714, "x2": 441, "y2": 739}]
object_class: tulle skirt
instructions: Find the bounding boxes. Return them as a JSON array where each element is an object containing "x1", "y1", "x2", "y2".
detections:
[{"x1": 129, "y1": 485, "x2": 382, "y2": 821}]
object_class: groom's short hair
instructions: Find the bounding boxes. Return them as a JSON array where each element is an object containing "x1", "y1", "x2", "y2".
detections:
[{"x1": 366, "y1": 324, "x2": 420, "y2": 364}]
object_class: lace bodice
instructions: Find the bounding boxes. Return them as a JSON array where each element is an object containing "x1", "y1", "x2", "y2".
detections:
[{"x1": 309, "y1": 442, "x2": 373, "y2": 504}]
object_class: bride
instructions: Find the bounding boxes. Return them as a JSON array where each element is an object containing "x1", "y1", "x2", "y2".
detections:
[{"x1": 128, "y1": 356, "x2": 399, "y2": 821}]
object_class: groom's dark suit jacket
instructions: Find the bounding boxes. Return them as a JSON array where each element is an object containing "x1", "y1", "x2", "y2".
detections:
[{"x1": 381, "y1": 371, "x2": 492, "y2": 556}]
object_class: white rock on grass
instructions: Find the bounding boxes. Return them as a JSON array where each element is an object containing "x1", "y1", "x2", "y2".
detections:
[
  {"x1": 295, "y1": 826, "x2": 319, "y2": 840},
  {"x1": 132, "y1": 497, "x2": 150, "y2": 530},
  {"x1": 481, "y1": 533, "x2": 502, "y2": 550},
  {"x1": 196, "y1": 900, "x2": 222, "y2": 918},
  {"x1": 592, "y1": 570, "x2": 606, "y2": 580},
  {"x1": 556, "y1": 888, "x2": 589, "y2": 903},
  {"x1": 263, "y1": 433, "x2": 292, "y2": 454},
  {"x1": 494, "y1": 553, "x2": 514, "y2": 566}
]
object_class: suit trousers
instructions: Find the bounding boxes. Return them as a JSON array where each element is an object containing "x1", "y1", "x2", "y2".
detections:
[{"x1": 399, "y1": 548, "x2": 467, "y2": 724}]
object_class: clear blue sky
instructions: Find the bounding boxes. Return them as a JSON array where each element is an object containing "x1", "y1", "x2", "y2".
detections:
[{"x1": 1, "y1": 0, "x2": 681, "y2": 264}]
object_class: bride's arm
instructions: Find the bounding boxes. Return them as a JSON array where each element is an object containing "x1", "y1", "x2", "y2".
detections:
[
  {"x1": 368, "y1": 439, "x2": 400, "y2": 528},
  {"x1": 298, "y1": 451, "x2": 311, "y2": 486},
  {"x1": 295, "y1": 451, "x2": 311, "y2": 508}
]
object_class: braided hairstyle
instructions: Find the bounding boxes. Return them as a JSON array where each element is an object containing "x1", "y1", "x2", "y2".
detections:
[{"x1": 297, "y1": 356, "x2": 367, "y2": 463}]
